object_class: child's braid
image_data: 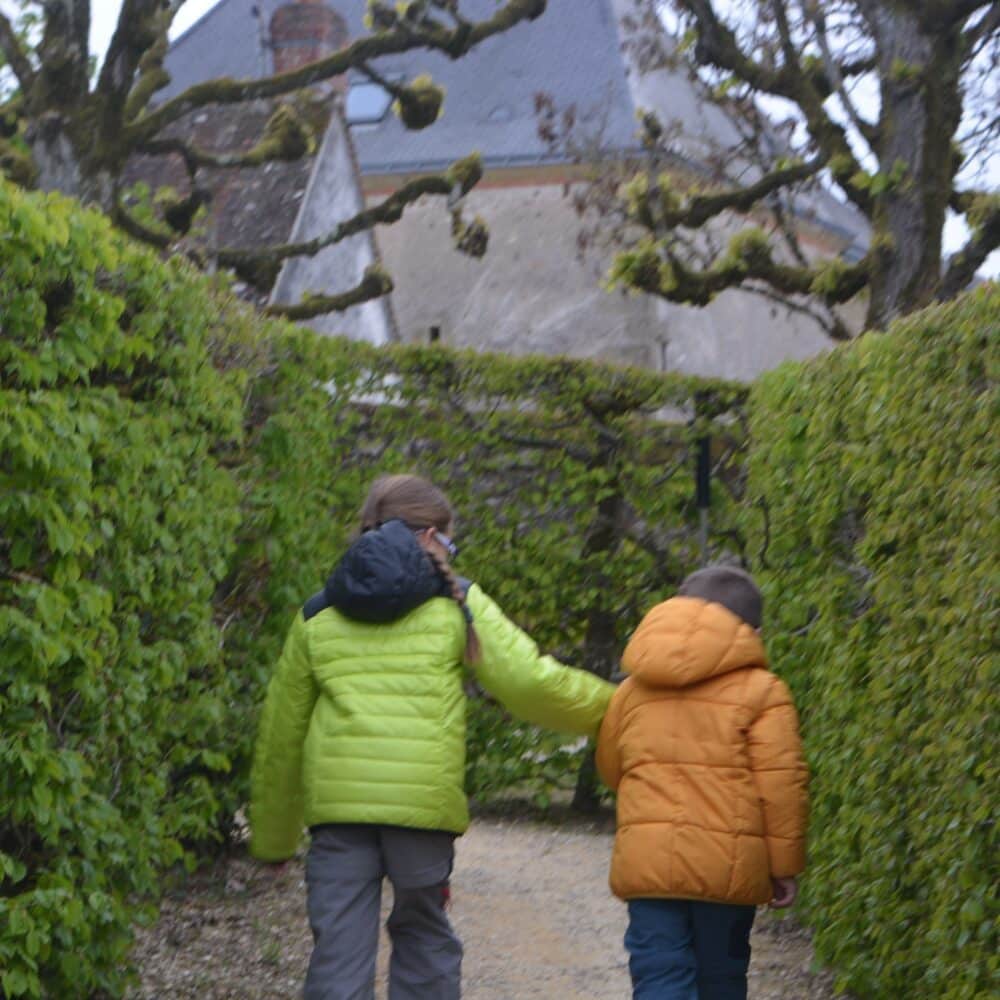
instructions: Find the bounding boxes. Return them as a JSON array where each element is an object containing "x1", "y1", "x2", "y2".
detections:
[{"x1": 425, "y1": 547, "x2": 481, "y2": 665}]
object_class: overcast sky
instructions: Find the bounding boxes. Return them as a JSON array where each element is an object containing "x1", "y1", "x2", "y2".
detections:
[
  {"x1": 89, "y1": 0, "x2": 216, "y2": 50},
  {"x1": 43, "y1": 0, "x2": 1000, "y2": 277}
]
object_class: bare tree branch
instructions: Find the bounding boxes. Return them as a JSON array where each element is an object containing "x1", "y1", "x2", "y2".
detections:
[
  {"x1": 0, "y1": 10, "x2": 36, "y2": 91},
  {"x1": 125, "y1": 0, "x2": 546, "y2": 148},
  {"x1": 807, "y1": 6, "x2": 880, "y2": 150},
  {"x1": 744, "y1": 280, "x2": 854, "y2": 341},
  {"x1": 962, "y1": 2, "x2": 1000, "y2": 49},
  {"x1": 937, "y1": 197, "x2": 1000, "y2": 300},
  {"x1": 676, "y1": 0, "x2": 873, "y2": 214}
]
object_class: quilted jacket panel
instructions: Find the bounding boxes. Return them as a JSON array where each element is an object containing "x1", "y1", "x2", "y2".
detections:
[{"x1": 250, "y1": 585, "x2": 614, "y2": 860}]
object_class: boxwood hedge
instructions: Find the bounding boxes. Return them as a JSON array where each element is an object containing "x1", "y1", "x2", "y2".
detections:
[{"x1": 744, "y1": 285, "x2": 998, "y2": 999}]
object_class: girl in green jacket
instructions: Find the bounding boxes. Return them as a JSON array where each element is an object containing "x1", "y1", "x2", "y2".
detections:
[{"x1": 250, "y1": 474, "x2": 614, "y2": 1000}]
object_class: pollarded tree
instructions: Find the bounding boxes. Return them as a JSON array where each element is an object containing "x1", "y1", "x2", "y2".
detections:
[
  {"x1": 0, "y1": 0, "x2": 547, "y2": 318},
  {"x1": 593, "y1": 0, "x2": 998, "y2": 332}
]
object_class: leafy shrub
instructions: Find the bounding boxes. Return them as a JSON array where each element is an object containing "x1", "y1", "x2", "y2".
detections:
[
  {"x1": 0, "y1": 182, "x2": 244, "y2": 997},
  {"x1": 744, "y1": 286, "x2": 998, "y2": 999}
]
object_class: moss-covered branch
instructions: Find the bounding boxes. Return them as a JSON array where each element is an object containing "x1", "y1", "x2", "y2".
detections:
[
  {"x1": 111, "y1": 196, "x2": 173, "y2": 250},
  {"x1": 610, "y1": 227, "x2": 870, "y2": 312},
  {"x1": 126, "y1": 0, "x2": 546, "y2": 147},
  {"x1": 623, "y1": 155, "x2": 825, "y2": 233},
  {"x1": 216, "y1": 155, "x2": 482, "y2": 270},
  {"x1": 264, "y1": 263, "x2": 394, "y2": 319},
  {"x1": 139, "y1": 104, "x2": 315, "y2": 171}
]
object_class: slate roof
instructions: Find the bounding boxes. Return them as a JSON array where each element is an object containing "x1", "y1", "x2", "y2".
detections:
[{"x1": 162, "y1": 0, "x2": 641, "y2": 174}]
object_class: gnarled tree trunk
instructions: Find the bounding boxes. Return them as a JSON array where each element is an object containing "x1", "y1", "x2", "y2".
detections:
[{"x1": 865, "y1": 4, "x2": 964, "y2": 328}]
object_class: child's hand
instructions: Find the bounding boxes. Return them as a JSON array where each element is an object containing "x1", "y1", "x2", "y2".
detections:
[{"x1": 769, "y1": 876, "x2": 798, "y2": 908}]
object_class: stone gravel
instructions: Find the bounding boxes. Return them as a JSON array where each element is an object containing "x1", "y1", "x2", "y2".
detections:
[{"x1": 129, "y1": 813, "x2": 847, "y2": 999}]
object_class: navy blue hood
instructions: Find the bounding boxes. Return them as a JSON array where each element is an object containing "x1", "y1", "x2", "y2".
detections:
[{"x1": 314, "y1": 519, "x2": 450, "y2": 624}]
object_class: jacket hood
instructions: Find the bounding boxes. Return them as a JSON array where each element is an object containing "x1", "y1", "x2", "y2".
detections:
[
  {"x1": 325, "y1": 519, "x2": 449, "y2": 623},
  {"x1": 622, "y1": 596, "x2": 767, "y2": 688}
]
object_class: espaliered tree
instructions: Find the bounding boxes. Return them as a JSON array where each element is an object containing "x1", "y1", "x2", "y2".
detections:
[
  {"x1": 598, "y1": 0, "x2": 998, "y2": 333},
  {"x1": 0, "y1": 0, "x2": 546, "y2": 318}
]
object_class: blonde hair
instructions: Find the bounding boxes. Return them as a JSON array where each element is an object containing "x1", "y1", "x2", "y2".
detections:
[{"x1": 360, "y1": 475, "x2": 480, "y2": 663}]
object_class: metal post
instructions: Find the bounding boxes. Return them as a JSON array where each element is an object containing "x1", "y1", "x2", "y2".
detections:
[{"x1": 696, "y1": 434, "x2": 711, "y2": 565}]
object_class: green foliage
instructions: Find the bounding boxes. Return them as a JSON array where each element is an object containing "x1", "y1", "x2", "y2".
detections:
[
  {"x1": 0, "y1": 181, "x2": 244, "y2": 997},
  {"x1": 1, "y1": 178, "x2": 748, "y2": 993},
  {"x1": 223, "y1": 318, "x2": 749, "y2": 809},
  {"x1": 743, "y1": 286, "x2": 999, "y2": 999}
]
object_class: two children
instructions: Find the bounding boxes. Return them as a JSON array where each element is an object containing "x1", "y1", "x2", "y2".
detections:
[
  {"x1": 597, "y1": 565, "x2": 810, "y2": 999},
  {"x1": 250, "y1": 469, "x2": 806, "y2": 999}
]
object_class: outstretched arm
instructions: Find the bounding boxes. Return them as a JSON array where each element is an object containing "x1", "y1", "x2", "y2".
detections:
[
  {"x1": 467, "y1": 586, "x2": 615, "y2": 738},
  {"x1": 249, "y1": 612, "x2": 319, "y2": 862}
]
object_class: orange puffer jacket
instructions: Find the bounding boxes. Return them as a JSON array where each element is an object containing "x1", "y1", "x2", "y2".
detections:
[{"x1": 596, "y1": 596, "x2": 809, "y2": 905}]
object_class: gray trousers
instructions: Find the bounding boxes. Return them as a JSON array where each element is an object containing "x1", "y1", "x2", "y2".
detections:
[{"x1": 304, "y1": 824, "x2": 462, "y2": 1000}]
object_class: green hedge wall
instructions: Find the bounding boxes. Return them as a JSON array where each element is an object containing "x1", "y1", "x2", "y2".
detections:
[
  {"x1": 0, "y1": 184, "x2": 245, "y2": 997},
  {"x1": 744, "y1": 286, "x2": 998, "y2": 999}
]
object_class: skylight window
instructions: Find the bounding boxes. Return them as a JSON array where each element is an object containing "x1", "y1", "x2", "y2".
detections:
[{"x1": 346, "y1": 81, "x2": 393, "y2": 126}]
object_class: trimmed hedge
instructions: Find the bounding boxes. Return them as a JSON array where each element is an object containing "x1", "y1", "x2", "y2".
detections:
[
  {"x1": 0, "y1": 184, "x2": 244, "y2": 996},
  {"x1": 744, "y1": 286, "x2": 998, "y2": 999}
]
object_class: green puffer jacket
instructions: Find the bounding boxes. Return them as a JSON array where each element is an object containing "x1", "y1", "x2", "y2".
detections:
[{"x1": 250, "y1": 522, "x2": 614, "y2": 861}]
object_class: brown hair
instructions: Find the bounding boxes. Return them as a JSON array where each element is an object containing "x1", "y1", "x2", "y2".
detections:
[
  {"x1": 359, "y1": 474, "x2": 481, "y2": 663},
  {"x1": 678, "y1": 564, "x2": 763, "y2": 629}
]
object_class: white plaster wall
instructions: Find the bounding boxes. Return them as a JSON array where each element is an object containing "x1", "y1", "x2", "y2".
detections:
[{"x1": 374, "y1": 183, "x2": 836, "y2": 381}]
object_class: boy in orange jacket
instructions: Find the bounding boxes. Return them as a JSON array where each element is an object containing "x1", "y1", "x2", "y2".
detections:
[{"x1": 596, "y1": 565, "x2": 809, "y2": 1000}]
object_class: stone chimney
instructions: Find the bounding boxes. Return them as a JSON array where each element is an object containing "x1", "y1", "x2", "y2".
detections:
[{"x1": 270, "y1": 1, "x2": 349, "y2": 88}]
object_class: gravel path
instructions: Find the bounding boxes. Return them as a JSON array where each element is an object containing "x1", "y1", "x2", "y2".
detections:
[{"x1": 130, "y1": 813, "x2": 845, "y2": 999}]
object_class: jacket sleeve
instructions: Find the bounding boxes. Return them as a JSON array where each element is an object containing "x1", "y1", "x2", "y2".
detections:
[
  {"x1": 748, "y1": 674, "x2": 810, "y2": 878},
  {"x1": 249, "y1": 611, "x2": 319, "y2": 862},
  {"x1": 595, "y1": 685, "x2": 627, "y2": 790},
  {"x1": 466, "y1": 585, "x2": 615, "y2": 738}
]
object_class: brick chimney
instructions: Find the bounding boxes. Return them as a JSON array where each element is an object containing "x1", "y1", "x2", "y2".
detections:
[{"x1": 270, "y1": 1, "x2": 349, "y2": 87}]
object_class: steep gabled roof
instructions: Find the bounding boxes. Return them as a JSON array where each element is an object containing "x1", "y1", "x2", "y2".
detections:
[{"x1": 162, "y1": 0, "x2": 640, "y2": 174}]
